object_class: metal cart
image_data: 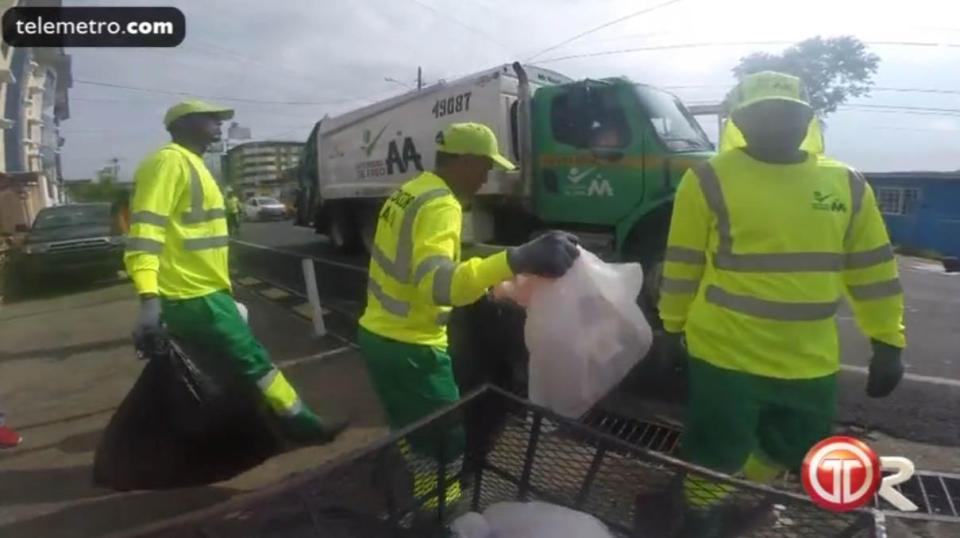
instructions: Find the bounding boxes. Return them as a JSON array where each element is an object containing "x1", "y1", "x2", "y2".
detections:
[{"x1": 121, "y1": 385, "x2": 894, "y2": 538}]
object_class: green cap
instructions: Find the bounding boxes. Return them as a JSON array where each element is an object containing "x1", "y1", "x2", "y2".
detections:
[
  {"x1": 163, "y1": 99, "x2": 235, "y2": 127},
  {"x1": 436, "y1": 122, "x2": 515, "y2": 170},
  {"x1": 728, "y1": 71, "x2": 812, "y2": 113}
]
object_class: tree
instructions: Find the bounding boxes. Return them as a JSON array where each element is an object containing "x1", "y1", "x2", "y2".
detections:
[{"x1": 732, "y1": 36, "x2": 880, "y2": 115}]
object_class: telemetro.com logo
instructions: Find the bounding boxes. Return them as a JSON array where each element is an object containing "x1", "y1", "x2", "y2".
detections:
[{"x1": 802, "y1": 436, "x2": 918, "y2": 512}]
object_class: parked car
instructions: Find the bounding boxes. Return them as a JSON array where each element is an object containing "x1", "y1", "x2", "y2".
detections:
[
  {"x1": 243, "y1": 196, "x2": 288, "y2": 221},
  {"x1": 7, "y1": 203, "x2": 125, "y2": 291}
]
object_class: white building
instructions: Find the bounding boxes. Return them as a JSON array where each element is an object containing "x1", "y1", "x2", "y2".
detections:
[{"x1": 0, "y1": 0, "x2": 71, "y2": 235}]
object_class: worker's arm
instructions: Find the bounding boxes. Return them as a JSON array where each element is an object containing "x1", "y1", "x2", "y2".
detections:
[
  {"x1": 124, "y1": 152, "x2": 187, "y2": 296},
  {"x1": 412, "y1": 201, "x2": 514, "y2": 308},
  {"x1": 843, "y1": 175, "x2": 905, "y2": 348},
  {"x1": 658, "y1": 168, "x2": 711, "y2": 334}
]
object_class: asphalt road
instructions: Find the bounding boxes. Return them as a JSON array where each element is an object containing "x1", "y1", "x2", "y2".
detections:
[{"x1": 231, "y1": 221, "x2": 960, "y2": 447}]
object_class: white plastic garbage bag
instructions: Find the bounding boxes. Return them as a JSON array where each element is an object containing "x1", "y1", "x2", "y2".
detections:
[
  {"x1": 493, "y1": 248, "x2": 652, "y2": 418},
  {"x1": 451, "y1": 501, "x2": 615, "y2": 538}
]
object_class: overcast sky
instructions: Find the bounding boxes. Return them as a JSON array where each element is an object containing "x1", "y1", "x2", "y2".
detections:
[{"x1": 61, "y1": 0, "x2": 960, "y2": 181}]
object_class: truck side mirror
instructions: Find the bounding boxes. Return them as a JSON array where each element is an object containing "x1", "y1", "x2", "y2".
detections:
[{"x1": 14, "y1": 223, "x2": 29, "y2": 233}]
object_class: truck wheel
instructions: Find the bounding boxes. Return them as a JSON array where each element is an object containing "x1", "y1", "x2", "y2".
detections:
[{"x1": 328, "y1": 205, "x2": 361, "y2": 253}]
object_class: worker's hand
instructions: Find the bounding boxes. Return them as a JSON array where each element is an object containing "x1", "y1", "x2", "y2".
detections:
[
  {"x1": 866, "y1": 340, "x2": 904, "y2": 398},
  {"x1": 507, "y1": 231, "x2": 580, "y2": 278},
  {"x1": 133, "y1": 296, "x2": 166, "y2": 358}
]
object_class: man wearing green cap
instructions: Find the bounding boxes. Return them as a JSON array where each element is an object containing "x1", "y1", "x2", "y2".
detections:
[
  {"x1": 358, "y1": 122, "x2": 580, "y2": 510},
  {"x1": 125, "y1": 100, "x2": 345, "y2": 444},
  {"x1": 642, "y1": 72, "x2": 905, "y2": 536}
]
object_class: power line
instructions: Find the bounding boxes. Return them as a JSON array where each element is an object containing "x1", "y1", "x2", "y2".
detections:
[
  {"x1": 537, "y1": 39, "x2": 960, "y2": 64},
  {"x1": 72, "y1": 78, "x2": 380, "y2": 107},
  {"x1": 524, "y1": 0, "x2": 684, "y2": 61},
  {"x1": 668, "y1": 84, "x2": 960, "y2": 97},
  {"x1": 403, "y1": 0, "x2": 510, "y2": 51},
  {"x1": 844, "y1": 103, "x2": 960, "y2": 114}
]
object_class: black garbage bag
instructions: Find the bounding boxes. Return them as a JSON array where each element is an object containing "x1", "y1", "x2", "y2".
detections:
[{"x1": 93, "y1": 340, "x2": 283, "y2": 491}]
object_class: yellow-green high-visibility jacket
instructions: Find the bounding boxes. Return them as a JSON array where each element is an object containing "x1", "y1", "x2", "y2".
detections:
[
  {"x1": 124, "y1": 143, "x2": 231, "y2": 299},
  {"x1": 359, "y1": 171, "x2": 515, "y2": 348},
  {"x1": 226, "y1": 196, "x2": 241, "y2": 215},
  {"x1": 659, "y1": 149, "x2": 905, "y2": 379}
]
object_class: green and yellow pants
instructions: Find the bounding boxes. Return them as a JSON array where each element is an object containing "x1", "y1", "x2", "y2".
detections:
[
  {"x1": 680, "y1": 357, "x2": 837, "y2": 510},
  {"x1": 161, "y1": 290, "x2": 326, "y2": 441},
  {"x1": 358, "y1": 327, "x2": 463, "y2": 510}
]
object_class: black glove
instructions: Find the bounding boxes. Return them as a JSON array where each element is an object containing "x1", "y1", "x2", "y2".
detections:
[
  {"x1": 507, "y1": 231, "x2": 580, "y2": 278},
  {"x1": 866, "y1": 340, "x2": 904, "y2": 398},
  {"x1": 133, "y1": 295, "x2": 167, "y2": 358},
  {"x1": 656, "y1": 331, "x2": 687, "y2": 368}
]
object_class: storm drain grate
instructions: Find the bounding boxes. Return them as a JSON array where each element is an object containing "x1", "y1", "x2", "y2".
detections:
[
  {"x1": 581, "y1": 411, "x2": 960, "y2": 524},
  {"x1": 875, "y1": 471, "x2": 960, "y2": 519},
  {"x1": 579, "y1": 410, "x2": 682, "y2": 455}
]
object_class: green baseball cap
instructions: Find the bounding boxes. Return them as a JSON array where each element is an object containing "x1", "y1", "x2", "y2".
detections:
[
  {"x1": 436, "y1": 122, "x2": 515, "y2": 170},
  {"x1": 163, "y1": 99, "x2": 235, "y2": 127},
  {"x1": 728, "y1": 71, "x2": 812, "y2": 113}
]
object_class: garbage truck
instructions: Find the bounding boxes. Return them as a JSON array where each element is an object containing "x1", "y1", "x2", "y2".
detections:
[{"x1": 294, "y1": 62, "x2": 715, "y2": 316}]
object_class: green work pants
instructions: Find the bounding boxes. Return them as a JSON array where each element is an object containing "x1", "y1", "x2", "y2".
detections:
[
  {"x1": 358, "y1": 326, "x2": 464, "y2": 461},
  {"x1": 161, "y1": 290, "x2": 325, "y2": 440},
  {"x1": 681, "y1": 356, "x2": 837, "y2": 474}
]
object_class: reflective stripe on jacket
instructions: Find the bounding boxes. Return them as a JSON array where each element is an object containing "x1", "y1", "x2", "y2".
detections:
[
  {"x1": 124, "y1": 143, "x2": 231, "y2": 299},
  {"x1": 359, "y1": 172, "x2": 514, "y2": 348},
  {"x1": 659, "y1": 149, "x2": 905, "y2": 379}
]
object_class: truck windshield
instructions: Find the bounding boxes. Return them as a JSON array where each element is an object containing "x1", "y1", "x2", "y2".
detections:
[
  {"x1": 635, "y1": 85, "x2": 712, "y2": 152},
  {"x1": 32, "y1": 205, "x2": 111, "y2": 230}
]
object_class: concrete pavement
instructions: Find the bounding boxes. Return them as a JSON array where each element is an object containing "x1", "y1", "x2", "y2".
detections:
[
  {"x1": 0, "y1": 279, "x2": 388, "y2": 537},
  {"x1": 232, "y1": 221, "x2": 960, "y2": 449}
]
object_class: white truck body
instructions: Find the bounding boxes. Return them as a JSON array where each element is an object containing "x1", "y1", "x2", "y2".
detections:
[{"x1": 316, "y1": 64, "x2": 571, "y2": 202}]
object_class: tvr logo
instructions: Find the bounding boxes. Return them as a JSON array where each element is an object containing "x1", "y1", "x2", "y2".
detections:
[{"x1": 802, "y1": 436, "x2": 918, "y2": 512}]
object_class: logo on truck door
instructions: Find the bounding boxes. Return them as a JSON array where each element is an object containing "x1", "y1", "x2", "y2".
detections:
[{"x1": 563, "y1": 167, "x2": 614, "y2": 197}]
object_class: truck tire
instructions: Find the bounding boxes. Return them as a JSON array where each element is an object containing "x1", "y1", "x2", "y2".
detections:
[{"x1": 327, "y1": 204, "x2": 362, "y2": 254}]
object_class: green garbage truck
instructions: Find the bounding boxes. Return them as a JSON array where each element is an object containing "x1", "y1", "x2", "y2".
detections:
[{"x1": 294, "y1": 62, "x2": 715, "y2": 318}]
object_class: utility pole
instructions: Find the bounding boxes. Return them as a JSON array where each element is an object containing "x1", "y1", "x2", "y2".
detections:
[
  {"x1": 108, "y1": 157, "x2": 121, "y2": 182},
  {"x1": 417, "y1": 66, "x2": 422, "y2": 91}
]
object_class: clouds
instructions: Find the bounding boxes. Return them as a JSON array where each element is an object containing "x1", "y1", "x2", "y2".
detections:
[{"x1": 61, "y1": 0, "x2": 959, "y2": 180}]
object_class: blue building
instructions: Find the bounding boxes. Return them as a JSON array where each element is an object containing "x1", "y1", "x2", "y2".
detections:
[{"x1": 865, "y1": 172, "x2": 960, "y2": 258}]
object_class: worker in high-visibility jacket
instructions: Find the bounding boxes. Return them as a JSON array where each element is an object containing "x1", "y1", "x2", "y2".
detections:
[
  {"x1": 647, "y1": 72, "x2": 906, "y2": 536},
  {"x1": 126, "y1": 100, "x2": 346, "y2": 444},
  {"x1": 359, "y1": 122, "x2": 580, "y2": 511},
  {"x1": 225, "y1": 190, "x2": 241, "y2": 236}
]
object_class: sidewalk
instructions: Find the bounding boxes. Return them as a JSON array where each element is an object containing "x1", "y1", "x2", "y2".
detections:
[{"x1": 0, "y1": 281, "x2": 387, "y2": 538}]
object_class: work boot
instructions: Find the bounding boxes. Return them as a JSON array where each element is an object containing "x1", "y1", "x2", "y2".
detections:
[
  {"x1": 0, "y1": 425, "x2": 23, "y2": 449},
  {"x1": 634, "y1": 485, "x2": 725, "y2": 538},
  {"x1": 284, "y1": 408, "x2": 348, "y2": 444}
]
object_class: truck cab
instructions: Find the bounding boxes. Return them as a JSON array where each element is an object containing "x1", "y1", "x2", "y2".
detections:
[
  {"x1": 530, "y1": 79, "x2": 713, "y2": 255},
  {"x1": 486, "y1": 72, "x2": 714, "y2": 314}
]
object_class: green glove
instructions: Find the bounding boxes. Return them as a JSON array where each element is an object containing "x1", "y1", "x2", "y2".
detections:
[
  {"x1": 284, "y1": 408, "x2": 348, "y2": 444},
  {"x1": 866, "y1": 340, "x2": 904, "y2": 398}
]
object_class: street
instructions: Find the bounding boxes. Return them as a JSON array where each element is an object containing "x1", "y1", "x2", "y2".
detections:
[
  {"x1": 0, "y1": 219, "x2": 956, "y2": 537},
  {"x1": 232, "y1": 220, "x2": 960, "y2": 449},
  {"x1": 0, "y1": 276, "x2": 389, "y2": 537}
]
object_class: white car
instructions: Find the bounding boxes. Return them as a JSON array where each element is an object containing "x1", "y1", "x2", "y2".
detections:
[{"x1": 243, "y1": 197, "x2": 288, "y2": 221}]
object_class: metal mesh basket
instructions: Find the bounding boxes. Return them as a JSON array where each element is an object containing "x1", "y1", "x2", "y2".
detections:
[{"x1": 121, "y1": 385, "x2": 883, "y2": 538}]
